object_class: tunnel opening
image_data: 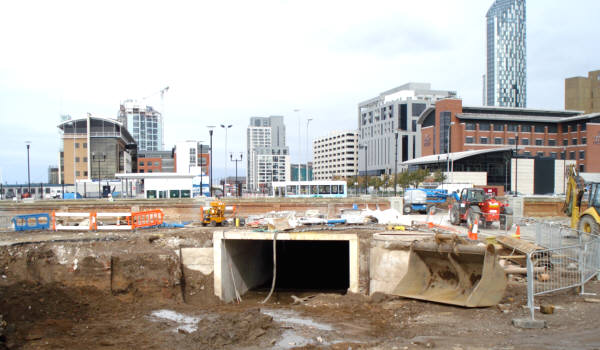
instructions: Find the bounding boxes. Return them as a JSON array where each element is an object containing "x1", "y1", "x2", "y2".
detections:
[{"x1": 215, "y1": 232, "x2": 358, "y2": 302}]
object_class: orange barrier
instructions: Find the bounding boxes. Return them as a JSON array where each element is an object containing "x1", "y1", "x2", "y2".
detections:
[
  {"x1": 468, "y1": 218, "x2": 479, "y2": 240},
  {"x1": 129, "y1": 209, "x2": 164, "y2": 229}
]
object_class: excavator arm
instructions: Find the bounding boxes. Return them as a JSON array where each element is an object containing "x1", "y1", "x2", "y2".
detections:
[{"x1": 563, "y1": 165, "x2": 585, "y2": 229}]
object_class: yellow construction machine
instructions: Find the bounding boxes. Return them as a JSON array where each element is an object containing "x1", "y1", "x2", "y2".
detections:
[
  {"x1": 564, "y1": 165, "x2": 600, "y2": 234},
  {"x1": 201, "y1": 201, "x2": 228, "y2": 227}
]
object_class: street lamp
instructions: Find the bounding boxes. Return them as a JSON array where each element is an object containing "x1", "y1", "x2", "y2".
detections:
[
  {"x1": 25, "y1": 141, "x2": 31, "y2": 196},
  {"x1": 92, "y1": 152, "x2": 106, "y2": 198},
  {"x1": 514, "y1": 135, "x2": 519, "y2": 197},
  {"x1": 230, "y1": 152, "x2": 243, "y2": 197},
  {"x1": 394, "y1": 131, "x2": 398, "y2": 197},
  {"x1": 69, "y1": 121, "x2": 78, "y2": 198},
  {"x1": 220, "y1": 124, "x2": 232, "y2": 194},
  {"x1": 207, "y1": 126, "x2": 215, "y2": 197},
  {"x1": 359, "y1": 143, "x2": 368, "y2": 195},
  {"x1": 306, "y1": 117, "x2": 313, "y2": 181}
]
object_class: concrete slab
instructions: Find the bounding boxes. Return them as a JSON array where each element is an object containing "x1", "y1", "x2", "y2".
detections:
[
  {"x1": 181, "y1": 248, "x2": 213, "y2": 275},
  {"x1": 512, "y1": 318, "x2": 547, "y2": 329}
]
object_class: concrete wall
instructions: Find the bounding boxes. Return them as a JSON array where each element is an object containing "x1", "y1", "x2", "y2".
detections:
[{"x1": 511, "y1": 158, "x2": 534, "y2": 195}]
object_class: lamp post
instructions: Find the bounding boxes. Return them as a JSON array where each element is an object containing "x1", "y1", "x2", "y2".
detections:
[
  {"x1": 220, "y1": 124, "x2": 232, "y2": 194},
  {"x1": 207, "y1": 126, "x2": 215, "y2": 197},
  {"x1": 394, "y1": 131, "x2": 398, "y2": 197},
  {"x1": 359, "y1": 143, "x2": 368, "y2": 195},
  {"x1": 514, "y1": 135, "x2": 519, "y2": 197},
  {"x1": 25, "y1": 141, "x2": 31, "y2": 196},
  {"x1": 230, "y1": 153, "x2": 243, "y2": 197},
  {"x1": 92, "y1": 152, "x2": 106, "y2": 198},
  {"x1": 306, "y1": 117, "x2": 313, "y2": 181},
  {"x1": 69, "y1": 121, "x2": 77, "y2": 198}
]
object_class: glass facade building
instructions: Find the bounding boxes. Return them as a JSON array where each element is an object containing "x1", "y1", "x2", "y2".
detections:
[
  {"x1": 486, "y1": 0, "x2": 527, "y2": 107},
  {"x1": 118, "y1": 101, "x2": 163, "y2": 151}
]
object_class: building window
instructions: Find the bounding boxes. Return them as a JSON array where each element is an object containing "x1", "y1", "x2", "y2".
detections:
[
  {"x1": 75, "y1": 157, "x2": 80, "y2": 162},
  {"x1": 563, "y1": 139, "x2": 568, "y2": 146},
  {"x1": 75, "y1": 143, "x2": 79, "y2": 148},
  {"x1": 582, "y1": 137, "x2": 587, "y2": 144},
  {"x1": 548, "y1": 139, "x2": 556, "y2": 146},
  {"x1": 76, "y1": 171, "x2": 81, "y2": 176},
  {"x1": 140, "y1": 170, "x2": 144, "y2": 173},
  {"x1": 466, "y1": 136, "x2": 474, "y2": 144},
  {"x1": 479, "y1": 122, "x2": 490, "y2": 131},
  {"x1": 580, "y1": 164, "x2": 585, "y2": 172},
  {"x1": 521, "y1": 138, "x2": 529, "y2": 145},
  {"x1": 84, "y1": 171, "x2": 88, "y2": 176},
  {"x1": 580, "y1": 151, "x2": 585, "y2": 159},
  {"x1": 523, "y1": 151, "x2": 531, "y2": 157},
  {"x1": 570, "y1": 151, "x2": 576, "y2": 160},
  {"x1": 507, "y1": 124, "x2": 518, "y2": 132},
  {"x1": 550, "y1": 152, "x2": 557, "y2": 159},
  {"x1": 537, "y1": 152, "x2": 544, "y2": 157},
  {"x1": 465, "y1": 122, "x2": 476, "y2": 131},
  {"x1": 508, "y1": 138, "x2": 516, "y2": 145},
  {"x1": 572, "y1": 138, "x2": 578, "y2": 145},
  {"x1": 521, "y1": 125, "x2": 531, "y2": 132},
  {"x1": 581, "y1": 124, "x2": 587, "y2": 131},
  {"x1": 83, "y1": 143, "x2": 87, "y2": 148},
  {"x1": 83, "y1": 157, "x2": 87, "y2": 162},
  {"x1": 534, "y1": 125, "x2": 545, "y2": 133},
  {"x1": 140, "y1": 161, "x2": 145, "y2": 166},
  {"x1": 494, "y1": 138, "x2": 502, "y2": 145},
  {"x1": 493, "y1": 124, "x2": 504, "y2": 131},
  {"x1": 548, "y1": 125, "x2": 558, "y2": 133},
  {"x1": 480, "y1": 137, "x2": 488, "y2": 144},
  {"x1": 561, "y1": 151, "x2": 566, "y2": 160},
  {"x1": 535, "y1": 139, "x2": 543, "y2": 146}
]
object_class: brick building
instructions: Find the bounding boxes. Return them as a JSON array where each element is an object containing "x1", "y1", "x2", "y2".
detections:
[
  {"x1": 137, "y1": 150, "x2": 174, "y2": 173},
  {"x1": 418, "y1": 98, "x2": 600, "y2": 172}
]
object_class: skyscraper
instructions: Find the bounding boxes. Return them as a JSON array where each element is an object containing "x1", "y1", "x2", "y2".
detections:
[
  {"x1": 118, "y1": 100, "x2": 164, "y2": 151},
  {"x1": 246, "y1": 116, "x2": 290, "y2": 193},
  {"x1": 485, "y1": 0, "x2": 527, "y2": 108}
]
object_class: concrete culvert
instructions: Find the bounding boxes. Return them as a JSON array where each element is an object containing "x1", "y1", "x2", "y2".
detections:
[{"x1": 213, "y1": 231, "x2": 359, "y2": 302}]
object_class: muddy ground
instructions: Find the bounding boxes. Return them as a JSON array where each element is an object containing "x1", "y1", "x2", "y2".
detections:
[{"x1": 1, "y1": 227, "x2": 600, "y2": 349}]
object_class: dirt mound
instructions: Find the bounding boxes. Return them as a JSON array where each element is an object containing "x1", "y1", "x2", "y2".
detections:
[{"x1": 189, "y1": 308, "x2": 275, "y2": 349}]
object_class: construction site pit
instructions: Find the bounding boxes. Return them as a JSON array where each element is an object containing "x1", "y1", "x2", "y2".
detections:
[{"x1": 2, "y1": 224, "x2": 600, "y2": 349}]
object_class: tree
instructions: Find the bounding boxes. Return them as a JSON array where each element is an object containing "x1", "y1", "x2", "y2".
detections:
[
  {"x1": 433, "y1": 169, "x2": 446, "y2": 184},
  {"x1": 409, "y1": 168, "x2": 429, "y2": 188}
]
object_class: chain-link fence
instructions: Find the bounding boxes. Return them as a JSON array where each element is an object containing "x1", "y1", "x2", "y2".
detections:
[{"x1": 526, "y1": 221, "x2": 600, "y2": 320}]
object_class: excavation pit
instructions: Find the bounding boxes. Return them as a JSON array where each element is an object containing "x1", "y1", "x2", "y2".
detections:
[{"x1": 213, "y1": 231, "x2": 359, "y2": 302}]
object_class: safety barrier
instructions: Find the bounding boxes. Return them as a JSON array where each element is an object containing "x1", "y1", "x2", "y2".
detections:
[
  {"x1": 52, "y1": 209, "x2": 164, "y2": 231},
  {"x1": 11, "y1": 213, "x2": 51, "y2": 231},
  {"x1": 129, "y1": 210, "x2": 164, "y2": 229},
  {"x1": 526, "y1": 222, "x2": 600, "y2": 320}
]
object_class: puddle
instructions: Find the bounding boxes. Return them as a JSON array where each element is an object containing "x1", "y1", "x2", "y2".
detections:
[
  {"x1": 149, "y1": 309, "x2": 202, "y2": 333},
  {"x1": 262, "y1": 308, "x2": 333, "y2": 331}
]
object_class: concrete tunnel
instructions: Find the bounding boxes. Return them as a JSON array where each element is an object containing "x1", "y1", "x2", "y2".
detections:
[{"x1": 213, "y1": 231, "x2": 359, "y2": 302}]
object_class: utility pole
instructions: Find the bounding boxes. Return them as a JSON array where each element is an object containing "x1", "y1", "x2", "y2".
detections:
[
  {"x1": 230, "y1": 153, "x2": 243, "y2": 197},
  {"x1": 394, "y1": 131, "x2": 398, "y2": 197},
  {"x1": 25, "y1": 141, "x2": 31, "y2": 196},
  {"x1": 514, "y1": 135, "x2": 519, "y2": 196},
  {"x1": 207, "y1": 126, "x2": 215, "y2": 197}
]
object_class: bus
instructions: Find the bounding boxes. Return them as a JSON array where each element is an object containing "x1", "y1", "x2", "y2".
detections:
[{"x1": 271, "y1": 180, "x2": 347, "y2": 198}]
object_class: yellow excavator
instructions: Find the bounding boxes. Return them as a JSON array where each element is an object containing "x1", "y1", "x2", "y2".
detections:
[{"x1": 564, "y1": 164, "x2": 600, "y2": 234}]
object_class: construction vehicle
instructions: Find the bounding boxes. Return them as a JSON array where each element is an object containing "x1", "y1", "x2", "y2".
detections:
[
  {"x1": 449, "y1": 187, "x2": 512, "y2": 229},
  {"x1": 393, "y1": 234, "x2": 507, "y2": 307},
  {"x1": 564, "y1": 165, "x2": 600, "y2": 234},
  {"x1": 201, "y1": 201, "x2": 228, "y2": 227}
]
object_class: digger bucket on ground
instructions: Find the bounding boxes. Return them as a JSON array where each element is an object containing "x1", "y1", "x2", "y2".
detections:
[{"x1": 392, "y1": 241, "x2": 507, "y2": 307}]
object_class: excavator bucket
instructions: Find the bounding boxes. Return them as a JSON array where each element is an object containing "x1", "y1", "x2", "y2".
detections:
[{"x1": 393, "y1": 241, "x2": 507, "y2": 307}]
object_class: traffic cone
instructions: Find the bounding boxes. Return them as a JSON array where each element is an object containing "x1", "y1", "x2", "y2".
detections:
[
  {"x1": 468, "y1": 218, "x2": 479, "y2": 240},
  {"x1": 513, "y1": 225, "x2": 521, "y2": 239}
]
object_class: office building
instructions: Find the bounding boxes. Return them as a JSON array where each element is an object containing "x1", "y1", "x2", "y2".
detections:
[
  {"x1": 174, "y1": 141, "x2": 210, "y2": 175},
  {"x1": 57, "y1": 115, "x2": 137, "y2": 184},
  {"x1": 118, "y1": 100, "x2": 164, "y2": 151},
  {"x1": 137, "y1": 150, "x2": 175, "y2": 173},
  {"x1": 358, "y1": 83, "x2": 456, "y2": 176},
  {"x1": 565, "y1": 69, "x2": 600, "y2": 113},
  {"x1": 247, "y1": 116, "x2": 290, "y2": 192},
  {"x1": 313, "y1": 131, "x2": 358, "y2": 180},
  {"x1": 485, "y1": 0, "x2": 527, "y2": 107},
  {"x1": 418, "y1": 98, "x2": 600, "y2": 172},
  {"x1": 47, "y1": 166, "x2": 59, "y2": 184}
]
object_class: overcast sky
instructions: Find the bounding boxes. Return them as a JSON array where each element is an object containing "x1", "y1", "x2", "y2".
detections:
[{"x1": 1, "y1": 0, "x2": 598, "y2": 183}]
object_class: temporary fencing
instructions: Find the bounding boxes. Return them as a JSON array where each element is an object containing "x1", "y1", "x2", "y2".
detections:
[
  {"x1": 52, "y1": 209, "x2": 164, "y2": 231},
  {"x1": 525, "y1": 221, "x2": 600, "y2": 320}
]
